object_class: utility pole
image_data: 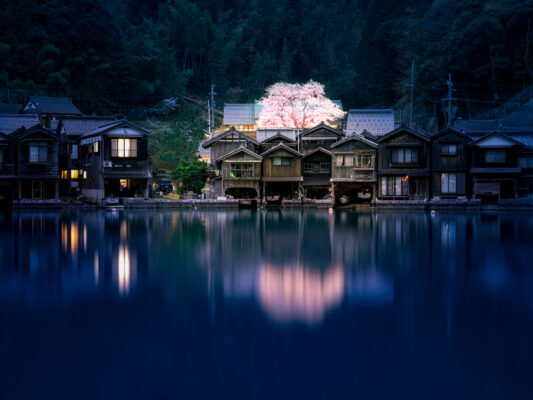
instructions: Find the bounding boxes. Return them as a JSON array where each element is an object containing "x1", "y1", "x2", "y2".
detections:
[
  {"x1": 209, "y1": 84, "x2": 216, "y2": 133},
  {"x1": 442, "y1": 73, "x2": 457, "y2": 127},
  {"x1": 408, "y1": 60, "x2": 415, "y2": 129},
  {"x1": 207, "y1": 99, "x2": 211, "y2": 136}
]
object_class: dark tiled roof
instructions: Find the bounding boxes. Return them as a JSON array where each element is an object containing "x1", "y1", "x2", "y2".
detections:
[
  {"x1": 454, "y1": 119, "x2": 500, "y2": 134},
  {"x1": 0, "y1": 114, "x2": 40, "y2": 134},
  {"x1": 379, "y1": 169, "x2": 430, "y2": 176},
  {"x1": 470, "y1": 167, "x2": 521, "y2": 174},
  {"x1": 103, "y1": 170, "x2": 152, "y2": 179},
  {"x1": 83, "y1": 120, "x2": 150, "y2": 137},
  {"x1": 331, "y1": 134, "x2": 377, "y2": 149},
  {"x1": 61, "y1": 116, "x2": 117, "y2": 136},
  {"x1": 27, "y1": 96, "x2": 82, "y2": 115}
]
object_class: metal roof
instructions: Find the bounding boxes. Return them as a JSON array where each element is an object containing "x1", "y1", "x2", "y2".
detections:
[
  {"x1": 0, "y1": 114, "x2": 40, "y2": 134},
  {"x1": 346, "y1": 109, "x2": 395, "y2": 136}
]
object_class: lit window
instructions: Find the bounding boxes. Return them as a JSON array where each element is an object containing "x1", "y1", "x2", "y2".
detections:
[
  {"x1": 441, "y1": 173, "x2": 457, "y2": 194},
  {"x1": 273, "y1": 157, "x2": 291, "y2": 166},
  {"x1": 112, "y1": 138, "x2": 137, "y2": 157},
  {"x1": 71, "y1": 170, "x2": 79, "y2": 179},
  {"x1": 441, "y1": 144, "x2": 457, "y2": 155},
  {"x1": 229, "y1": 162, "x2": 254, "y2": 178},
  {"x1": 29, "y1": 144, "x2": 47, "y2": 163},
  {"x1": 93, "y1": 141, "x2": 99, "y2": 153},
  {"x1": 83, "y1": 170, "x2": 87, "y2": 179},
  {"x1": 485, "y1": 150, "x2": 506, "y2": 163},
  {"x1": 392, "y1": 148, "x2": 418, "y2": 164},
  {"x1": 61, "y1": 170, "x2": 68, "y2": 180}
]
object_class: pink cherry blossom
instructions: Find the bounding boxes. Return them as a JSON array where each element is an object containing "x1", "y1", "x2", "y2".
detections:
[{"x1": 256, "y1": 80, "x2": 344, "y2": 129}]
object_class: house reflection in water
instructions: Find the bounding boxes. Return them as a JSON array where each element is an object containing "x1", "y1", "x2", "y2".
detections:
[
  {"x1": 114, "y1": 245, "x2": 135, "y2": 295},
  {"x1": 257, "y1": 263, "x2": 344, "y2": 324}
]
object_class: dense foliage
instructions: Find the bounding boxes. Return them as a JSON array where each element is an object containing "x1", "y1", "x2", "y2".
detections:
[
  {"x1": 2, "y1": 0, "x2": 533, "y2": 118},
  {"x1": 170, "y1": 159, "x2": 208, "y2": 194}
]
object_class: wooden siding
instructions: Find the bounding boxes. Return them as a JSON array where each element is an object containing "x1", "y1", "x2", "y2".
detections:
[
  {"x1": 262, "y1": 149, "x2": 301, "y2": 178},
  {"x1": 431, "y1": 132, "x2": 469, "y2": 171},
  {"x1": 18, "y1": 138, "x2": 59, "y2": 178},
  {"x1": 378, "y1": 132, "x2": 429, "y2": 171}
]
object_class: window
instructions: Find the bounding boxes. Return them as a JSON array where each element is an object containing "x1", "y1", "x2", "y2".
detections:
[
  {"x1": 441, "y1": 144, "x2": 457, "y2": 155},
  {"x1": 112, "y1": 138, "x2": 137, "y2": 157},
  {"x1": 83, "y1": 170, "x2": 87, "y2": 179},
  {"x1": 273, "y1": 157, "x2": 291, "y2": 166},
  {"x1": 380, "y1": 176, "x2": 409, "y2": 196},
  {"x1": 70, "y1": 169, "x2": 79, "y2": 179},
  {"x1": 354, "y1": 152, "x2": 374, "y2": 168},
  {"x1": 392, "y1": 148, "x2": 418, "y2": 164},
  {"x1": 485, "y1": 150, "x2": 506, "y2": 163},
  {"x1": 335, "y1": 154, "x2": 353, "y2": 167},
  {"x1": 93, "y1": 141, "x2": 99, "y2": 153},
  {"x1": 239, "y1": 125, "x2": 255, "y2": 132},
  {"x1": 29, "y1": 144, "x2": 47, "y2": 163},
  {"x1": 304, "y1": 161, "x2": 330, "y2": 174},
  {"x1": 229, "y1": 162, "x2": 254, "y2": 178},
  {"x1": 71, "y1": 144, "x2": 78, "y2": 159},
  {"x1": 61, "y1": 170, "x2": 68, "y2": 180},
  {"x1": 441, "y1": 173, "x2": 457, "y2": 194},
  {"x1": 520, "y1": 157, "x2": 533, "y2": 168}
]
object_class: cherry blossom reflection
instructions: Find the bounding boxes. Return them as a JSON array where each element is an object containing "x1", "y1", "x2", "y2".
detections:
[{"x1": 257, "y1": 264, "x2": 345, "y2": 325}]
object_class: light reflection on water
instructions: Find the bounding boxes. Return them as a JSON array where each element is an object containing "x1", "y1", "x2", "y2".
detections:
[{"x1": 1, "y1": 210, "x2": 533, "y2": 398}]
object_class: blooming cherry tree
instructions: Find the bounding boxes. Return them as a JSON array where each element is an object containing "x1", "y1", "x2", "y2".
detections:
[{"x1": 256, "y1": 80, "x2": 344, "y2": 129}]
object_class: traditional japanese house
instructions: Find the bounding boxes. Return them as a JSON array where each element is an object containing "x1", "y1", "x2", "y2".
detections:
[
  {"x1": 302, "y1": 148, "x2": 333, "y2": 199},
  {"x1": 260, "y1": 143, "x2": 303, "y2": 202},
  {"x1": 202, "y1": 127, "x2": 260, "y2": 197},
  {"x1": 0, "y1": 131, "x2": 16, "y2": 207},
  {"x1": 11, "y1": 125, "x2": 60, "y2": 200},
  {"x1": 430, "y1": 128, "x2": 471, "y2": 200},
  {"x1": 330, "y1": 134, "x2": 378, "y2": 204},
  {"x1": 469, "y1": 132, "x2": 522, "y2": 201},
  {"x1": 377, "y1": 126, "x2": 430, "y2": 200},
  {"x1": 79, "y1": 120, "x2": 151, "y2": 201},
  {"x1": 299, "y1": 122, "x2": 344, "y2": 154},
  {"x1": 57, "y1": 116, "x2": 117, "y2": 195},
  {"x1": 217, "y1": 147, "x2": 262, "y2": 199},
  {"x1": 20, "y1": 96, "x2": 82, "y2": 129},
  {"x1": 260, "y1": 133, "x2": 297, "y2": 151},
  {"x1": 0, "y1": 114, "x2": 40, "y2": 135}
]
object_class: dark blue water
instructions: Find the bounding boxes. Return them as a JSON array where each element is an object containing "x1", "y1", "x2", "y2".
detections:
[{"x1": 1, "y1": 209, "x2": 532, "y2": 399}]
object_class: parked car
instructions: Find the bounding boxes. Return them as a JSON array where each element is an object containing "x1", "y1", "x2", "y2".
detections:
[{"x1": 155, "y1": 178, "x2": 173, "y2": 194}]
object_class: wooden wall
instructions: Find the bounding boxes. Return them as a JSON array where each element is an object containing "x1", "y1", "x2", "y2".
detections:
[{"x1": 262, "y1": 149, "x2": 301, "y2": 178}]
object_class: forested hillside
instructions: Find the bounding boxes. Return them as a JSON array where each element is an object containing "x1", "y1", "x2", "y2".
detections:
[{"x1": 2, "y1": 0, "x2": 533, "y2": 118}]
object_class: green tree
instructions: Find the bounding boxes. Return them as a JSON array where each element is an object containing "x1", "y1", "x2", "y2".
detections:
[{"x1": 170, "y1": 160, "x2": 207, "y2": 194}]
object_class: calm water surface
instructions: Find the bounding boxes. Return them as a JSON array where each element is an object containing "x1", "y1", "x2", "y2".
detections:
[{"x1": 1, "y1": 209, "x2": 532, "y2": 399}]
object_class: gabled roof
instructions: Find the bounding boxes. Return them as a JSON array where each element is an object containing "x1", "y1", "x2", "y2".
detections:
[
  {"x1": 59, "y1": 116, "x2": 117, "y2": 136},
  {"x1": 83, "y1": 119, "x2": 150, "y2": 138},
  {"x1": 454, "y1": 119, "x2": 501, "y2": 134},
  {"x1": 22, "y1": 96, "x2": 82, "y2": 115},
  {"x1": 431, "y1": 127, "x2": 472, "y2": 141},
  {"x1": 216, "y1": 146, "x2": 263, "y2": 162},
  {"x1": 11, "y1": 125, "x2": 58, "y2": 140},
  {"x1": 302, "y1": 147, "x2": 334, "y2": 158},
  {"x1": 377, "y1": 125, "x2": 430, "y2": 143},
  {"x1": 299, "y1": 122, "x2": 343, "y2": 138},
  {"x1": 470, "y1": 131, "x2": 522, "y2": 147},
  {"x1": 0, "y1": 131, "x2": 13, "y2": 141},
  {"x1": 331, "y1": 134, "x2": 378, "y2": 149},
  {"x1": 260, "y1": 143, "x2": 303, "y2": 158},
  {"x1": 261, "y1": 132, "x2": 296, "y2": 144},
  {"x1": 0, "y1": 114, "x2": 40, "y2": 134},
  {"x1": 346, "y1": 109, "x2": 395, "y2": 136},
  {"x1": 202, "y1": 126, "x2": 259, "y2": 148}
]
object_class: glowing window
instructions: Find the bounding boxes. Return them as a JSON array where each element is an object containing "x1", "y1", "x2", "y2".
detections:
[
  {"x1": 71, "y1": 170, "x2": 79, "y2": 179},
  {"x1": 112, "y1": 139, "x2": 137, "y2": 157}
]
